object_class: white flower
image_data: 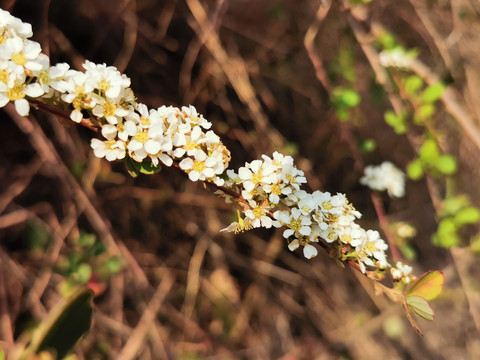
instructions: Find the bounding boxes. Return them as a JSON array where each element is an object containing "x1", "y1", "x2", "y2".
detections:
[
  {"x1": 179, "y1": 149, "x2": 217, "y2": 182},
  {"x1": 360, "y1": 161, "x2": 406, "y2": 198},
  {"x1": 0, "y1": 37, "x2": 42, "y2": 72},
  {"x1": 391, "y1": 261, "x2": 414, "y2": 283},
  {"x1": 287, "y1": 239, "x2": 318, "y2": 259},
  {"x1": 0, "y1": 9, "x2": 32, "y2": 41},
  {"x1": 0, "y1": 75, "x2": 43, "y2": 115},
  {"x1": 90, "y1": 138, "x2": 126, "y2": 161},
  {"x1": 379, "y1": 48, "x2": 414, "y2": 68},
  {"x1": 244, "y1": 200, "x2": 274, "y2": 229},
  {"x1": 83, "y1": 60, "x2": 131, "y2": 99},
  {"x1": 274, "y1": 208, "x2": 312, "y2": 238}
]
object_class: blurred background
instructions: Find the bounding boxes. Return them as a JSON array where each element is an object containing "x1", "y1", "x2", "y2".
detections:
[{"x1": 1, "y1": 0, "x2": 480, "y2": 358}]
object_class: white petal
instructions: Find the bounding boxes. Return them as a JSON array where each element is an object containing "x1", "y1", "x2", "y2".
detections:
[
  {"x1": 25, "y1": 83, "x2": 44, "y2": 97},
  {"x1": 303, "y1": 244, "x2": 318, "y2": 259},
  {"x1": 145, "y1": 140, "x2": 161, "y2": 155},
  {"x1": 14, "y1": 99, "x2": 29, "y2": 116},
  {"x1": 288, "y1": 239, "x2": 300, "y2": 251}
]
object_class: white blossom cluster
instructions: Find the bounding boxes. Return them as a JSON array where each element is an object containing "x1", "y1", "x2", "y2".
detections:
[
  {"x1": 379, "y1": 48, "x2": 414, "y2": 69},
  {"x1": 2, "y1": 9, "x2": 401, "y2": 276},
  {"x1": 391, "y1": 261, "x2": 415, "y2": 284},
  {"x1": 360, "y1": 161, "x2": 406, "y2": 198},
  {"x1": 223, "y1": 152, "x2": 389, "y2": 273},
  {"x1": 0, "y1": 9, "x2": 230, "y2": 186}
]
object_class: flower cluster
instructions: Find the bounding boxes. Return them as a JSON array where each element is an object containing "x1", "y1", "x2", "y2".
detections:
[
  {"x1": 379, "y1": 48, "x2": 414, "y2": 69},
  {"x1": 1, "y1": 9, "x2": 403, "y2": 276},
  {"x1": 0, "y1": 10, "x2": 230, "y2": 186},
  {"x1": 391, "y1": 261, "x2": 416, "y2": 284},
  {"x1": 223, "y1": 152, "x2": 389, "y2": 272},
  {"x1": 360, "y1": 161, "x2": 406, "y2": 198}
]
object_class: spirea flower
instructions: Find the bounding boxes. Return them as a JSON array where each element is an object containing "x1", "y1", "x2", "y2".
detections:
[{"x1": 360, "y1": 161, "x2": 406, "y2": 198}]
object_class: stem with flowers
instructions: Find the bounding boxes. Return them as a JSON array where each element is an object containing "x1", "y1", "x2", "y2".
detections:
[{"x1": 0, "y1": 8, "x2": 443, "y2": 336}]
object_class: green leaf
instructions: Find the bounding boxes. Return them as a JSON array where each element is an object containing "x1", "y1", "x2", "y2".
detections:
[
  {"x1": 435, "y1": 155, "x2": 457, "y2": 175},
  {"x1": 137, "y1": 159, "x2": 162, "y2": 175},
  {"x1": 0, "y1": 349, "x2": 5, "y2": 360},
  {"x1": 406, "y1": 295, "x2": 434, "y2": 321},
  {"x1": 106, "y1": 256, "x2": 124, "y2": 274},
  {"x1": 77, "y1": 232, "x2": 96, "y2": 247},
  {"x1": 419, "y1": 139, "x2": 439, "y2": 164},
  {"x1": 359, "y1": 139, "x2": 377, "y2": 153},
  {"x1": 402, "y1": 294, "x2": 423, "y2": 336},
  {"x1": 441, "y1": 195, "x2": 470, "y2": 217},
  {"x1": 125, "y1": 156, "x2": 139, "y2": 178},
  {"x1": 407, "y1": 159, "x2": 424, "y2": 180},
  {"x1": 333, "y1": 87, "x2": 361, "y2": 108},
  {"x1": 454, "y1": 207, "x2": 480, "y2": 225},
  {"x1": 404, "y1": 75, "x2": 423, "y2": 96},
  {"x1": 414, "y1": 104, "x2": 435, "y2": 124},
  {"x1": 384, "y1": 110, "x2": 407, "y2": 134},
  {"x1": 421, "y1": 83, "x2": 445, "y2": 103},
  {"x1": 406, "y1": 270, "x2": 445, "y2": 301},
  {"x1": 27, "y1": 288, "x2": 93, "y2": 359},
  {"x1": 76, "y1": 263, "x2": 92, "y2": 284}
]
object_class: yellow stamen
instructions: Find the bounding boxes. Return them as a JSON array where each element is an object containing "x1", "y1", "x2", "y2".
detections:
[
  {"x1": 135, "y1": 131, "x2": 148, "y2": 144},
  {"x1": 7, "y1": 83, "x2": 25, "y2": 101},
  {"x1": 192, "y1": 160, "x2": 205, "y2": 173},
  {"x1": 12, "y1": 52, "x2": 27, "y2": 66}
]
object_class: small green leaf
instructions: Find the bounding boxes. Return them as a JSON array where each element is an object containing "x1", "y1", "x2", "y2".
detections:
[
  {"x1": 421, "y1": 83, "x2": 445, "y2": 103},
  {"x1": 435, "y1": 155, "x2": 457, "y2": 175},
  {"x1": 406, "y1": 295, "x2": 434, "y2": 321},
  {"x1": 414, "y1": 104, "x2": 435, "y2": 124},
  {"x1": 402, "y1": 294, "x2": 423, "y2": 336},
  {"x1": 77, "y1": 232, "x2": 96, "y2": 247},
  {"x1": 76, "y1": 263, "x2": 92, "y2": 284},
  {"x1": 333, "y1": 87, "x2": 361, "y2": 108},
  {"x1": 441, "y1": 195, "x2": 470, "y2": 217},
  {"x1": 126, "y1": 156, "x2": 139, "y2": 178},
  {"x1": 406, "y1": 270, "x2": 445, "y2": 301},
  {"x1": 359, "y1": 139, "x2": 377, "y2": 153},
  {"x1": 419, "y1": 139, "x2": 439, "y2": 164},
  {"x1": 454, "y1": 207, "x2": 480, "y2": 225},
  {"x1": 407, "y1": 159, "x2": 424, "y2": 180},
  {"x1": 106, "y1": 256, "x2": 124, "y2": 274},
  {"x1": 404, "y1": 75, "x2": 423, "y2": 96},
  {"x1": 384, "y1": 110, "x2": 407, "y2": 134},
  {"x1": 137, "y1": 160, "x2": 162, "y2": 175},
  {"x1": 27, "y1": 288, "x2": 93, "y2": 359}
]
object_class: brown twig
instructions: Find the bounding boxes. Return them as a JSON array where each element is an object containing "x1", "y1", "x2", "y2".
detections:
[{"x1": 116, "y1": 271, "x2": 174, "y2": 360}]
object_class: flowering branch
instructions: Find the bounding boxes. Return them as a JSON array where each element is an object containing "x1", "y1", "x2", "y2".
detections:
[{"x1": 0, "y1": 8, "x2": 443, "y2": 335}]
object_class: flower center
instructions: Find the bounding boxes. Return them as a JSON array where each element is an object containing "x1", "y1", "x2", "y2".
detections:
[
  {"x1": 271, "y1": 184, "x2": 281, "y2": 195},
  {"x1": 99, "y1": 79, "x2": 110, "y2": 92},
  {"x1": 290, "y1": 219, "x2": 301, "y2": 231},
  {"x1": 38, "y1": 71, "x2": 50, "y2": 84},
  {"x1": 252, "y1": 206, "x2": 264, "y2": 218},
  {"x1": 140, "y1": 116, "x2": 150, "y2": 127},
  {"x1": 185, "y1": 140, "x2": 196, "y2": 151},
  {"x1": 322, "y1": 201, "x2": 333, "y2": 210},
  {"x1": 192, "y1": 160, "x2": 205, "y2": 173},
  {"x1": 103, "y1": 102, "x2": 116, "y2": 117},
  {"x1": 12, "y1": 52, "x2": 27, "y2": 66},
  {"x1": 105, "y1": 139, "x2": 117, "y2": 150},
  {"x1": 135, "y1": 131, "x2": 148, "y2": 144},
  {"x1": 7, "y1": 83, "x2": 25, "y2": 101},
  {"x1": 0, "y1": 70, "x2": 9, "y2": 84},
  {"x1": 252, "y1": 172, "x2": 262, "y2": 184}
]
